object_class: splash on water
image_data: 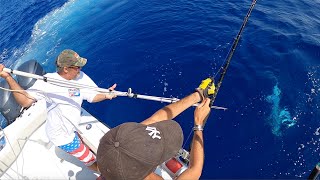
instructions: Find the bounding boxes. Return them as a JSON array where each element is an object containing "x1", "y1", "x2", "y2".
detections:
[{"x1": 266, "y1": 84, "x2": 296, "y2": 136}]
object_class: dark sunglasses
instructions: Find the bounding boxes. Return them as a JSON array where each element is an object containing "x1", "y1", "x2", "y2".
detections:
[{"x1": 69, "y1": 66, "x2": 81, "y2": 70}]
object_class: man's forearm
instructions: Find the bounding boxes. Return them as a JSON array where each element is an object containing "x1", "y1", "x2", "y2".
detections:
[
  {"x1": 92, "y1": 92, "x2": 116, "y2": 103},
  {"x1": 5, "y1": 76, "x2": 34, "y2": 107},
  {"x1": 189, "y1": 131, "x2": 204, "y2": 172},
  {"x1": 92, "y1": 93, "x2": 106, "y2": 103},
  {"x1": 142, "y1": 92, "x2": 201, "y2": 124},
  {"x1": 176, "y1": 131, "x2": 204, "y2": 180}
]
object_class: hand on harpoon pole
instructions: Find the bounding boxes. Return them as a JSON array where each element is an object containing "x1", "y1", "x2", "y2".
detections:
[{"x1": 2, "y1": 67, "x2": 227, "y2": 110}]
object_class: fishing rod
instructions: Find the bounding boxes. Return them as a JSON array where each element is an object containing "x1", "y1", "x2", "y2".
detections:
[
  {"x1": 181, "y1": 1, "x2": 258, "y2": 162},
  {"x1": 210, "y1": 0, "x2": 257, "y2": 105},
  {"x1": 197, "y1": 0, "x2": 257, "y2": 128},
  {"x1": 2, "y1": 67, "x2": 227, "y2": 110}
]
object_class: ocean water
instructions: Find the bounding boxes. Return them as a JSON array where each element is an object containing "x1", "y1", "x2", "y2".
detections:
[{"x1": 0, "y1": 0, "x2": 319, "y2": 178}]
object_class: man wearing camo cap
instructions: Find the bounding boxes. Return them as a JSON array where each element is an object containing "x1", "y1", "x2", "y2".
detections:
[{"x1": 0, "y1": 49, "x2": 117, "y2": 172}]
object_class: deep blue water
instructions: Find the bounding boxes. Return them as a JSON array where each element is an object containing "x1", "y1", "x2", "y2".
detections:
[{"x1": 1, "y1": 0, "x2": 320, "y2": 178}]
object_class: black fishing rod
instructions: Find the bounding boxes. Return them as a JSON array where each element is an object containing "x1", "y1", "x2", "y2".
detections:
[
  {"x1": 182, "y1": 1, "x2": 258, "y2": 164},
  {"x1": 168, "y1": 1, "x2": 259, "y2": 166},
  {"x1": 200, "y1": 0, "x2": 257, "y2": 127},
  {"x1": 210, "y1": 0, "x2": 257, "y2": 106}
]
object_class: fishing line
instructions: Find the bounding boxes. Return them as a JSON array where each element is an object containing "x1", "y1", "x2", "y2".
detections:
[
  {"x1": 182, "y1": 128, "x2": 194, "y2": 150},
  {"x1": 211, "y1": 40, "x2": 235, "y2": 79}
]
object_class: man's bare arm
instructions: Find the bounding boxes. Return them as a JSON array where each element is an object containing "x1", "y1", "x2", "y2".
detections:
[
  {"x1": 141, "y1": 92, "x2": 201, "y2": 125},
  {"x1": 0, "y1": 64, "x2": 34, "y2": 107}
]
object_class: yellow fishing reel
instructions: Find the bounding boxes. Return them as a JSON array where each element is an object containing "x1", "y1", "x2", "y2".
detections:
[{"x1": 196, "y1": 77, "x2": 215, "y2": 100}]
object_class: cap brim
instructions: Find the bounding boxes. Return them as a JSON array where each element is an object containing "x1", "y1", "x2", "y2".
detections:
[{"x1": 74, "y1": 57, "x2": 87, "y2": 67}]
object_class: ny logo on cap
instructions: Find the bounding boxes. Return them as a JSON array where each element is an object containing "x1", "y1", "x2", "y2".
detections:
[{"x1": 146, "y1": 126, "x2": 161, "y2": 139}]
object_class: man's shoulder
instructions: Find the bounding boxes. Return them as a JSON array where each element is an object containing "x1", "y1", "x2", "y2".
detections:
[
  {"x1": 75, "y1": 71, "x2": 93, "y2": 82},
  {"x1": 44, "y1": 72, "x2": 59, "y2": 78},
  {"x1": 30, "y1": 72, "x2": 59, "y2": 88},
  {"x1": 79, "y1": 71, "x2": 90, "y2": 78}
]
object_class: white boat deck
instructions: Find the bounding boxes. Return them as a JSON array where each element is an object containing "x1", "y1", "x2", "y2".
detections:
[
  {"x1": 0, "y1": 100, "x2": 174, "y2": 179},
  {"x1": 0, "y1": 99, "x2": 105, "y2": 179}
]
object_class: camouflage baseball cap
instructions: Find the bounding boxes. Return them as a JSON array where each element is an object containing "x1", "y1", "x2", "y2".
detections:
[{"x1": 56, "y1": 49, "x2": 87, "y2": 67}]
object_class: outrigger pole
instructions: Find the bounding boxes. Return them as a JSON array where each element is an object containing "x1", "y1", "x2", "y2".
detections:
[
  {"x1": 210, "y1": 0, "x2": 257, "y2": 106},
  {"x1": 2, "y1": 68, "x2": 227, "y2": 110}
]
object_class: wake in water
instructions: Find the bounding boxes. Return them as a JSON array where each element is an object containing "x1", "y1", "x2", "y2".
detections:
[{"x1": 266, "y1": 84, "x2": 296, "y2": 136}]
